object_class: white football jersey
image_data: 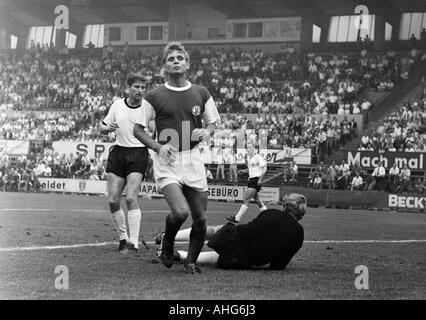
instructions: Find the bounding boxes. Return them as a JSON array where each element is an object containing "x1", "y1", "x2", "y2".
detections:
[
  {"x1": 247, "y1": 153, "x2": 266, "y2": 178},
  {"x1": 103, "y1": 98, "x2": 146, "y2": 147}
]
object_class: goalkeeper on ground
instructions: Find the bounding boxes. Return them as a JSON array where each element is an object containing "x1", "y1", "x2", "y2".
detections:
[{"x1": 155, "y1": 193, "x2": 306, "y2": 271}]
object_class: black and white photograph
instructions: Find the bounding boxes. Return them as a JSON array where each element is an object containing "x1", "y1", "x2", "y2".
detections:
[{"x1": 0, "y1": 0, "x2": 425, "y2": 305}]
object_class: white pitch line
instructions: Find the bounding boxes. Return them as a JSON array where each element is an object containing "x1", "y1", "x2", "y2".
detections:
[
  {"x1": 304, "y1": 240, "x2": 426, "y2": 244},
  {"x1": 0, "y1": 242, "x2": 116, "y2": 252},
  {"x1": 0, "y1": 209, "x2": 164, "y2": 213},
  {"x1": 0, "y1": 209, "x2": 234, "y2": 214},
  {"x1": 1, "y1": 239, "x2": 426, "y2": 253}
]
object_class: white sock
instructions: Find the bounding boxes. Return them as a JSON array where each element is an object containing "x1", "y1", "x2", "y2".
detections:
[
  {"x1": 197, "y1": 251, "x2": 220, "y2": 265},
  {"x1": 177, "y1": 250, "x2": 219, "y2": 265},
  {"x1": 175, "y1": 227, "x2": 191, "y2": 241},
  {"x1": 127, "y1": 209, "x2": 141, "y2": 248},
  {"x1": 259, "y1": 206, "x2": 267, "y2": 212},
  {"x1": 177, "y1": 250, "x2": 188, "y2": 261},
  {"x1": 111, "y1": 209, "x2": 128, "y2": 241},
  {"x1": 234, "y1": 204, "x2": 248, "y2": 221}
]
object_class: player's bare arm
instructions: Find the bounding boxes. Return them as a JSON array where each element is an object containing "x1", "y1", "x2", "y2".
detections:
[
  {"x1": 133, "y1": 123, "x2": 176, "y2": 163},
  {"x1": 192, "y1": 122, "x2": 217, "y2": 142},
  {"x1": 100, "y1": 121, "x2": 119, "y2": 134},
  {"x1": 238, "y1": 168, "x2": 249, "y2": 175}
]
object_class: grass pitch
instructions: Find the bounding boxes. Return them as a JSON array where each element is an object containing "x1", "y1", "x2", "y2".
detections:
[{"x1": 0, "y1": 192, "x2": 425, "y2": 299}]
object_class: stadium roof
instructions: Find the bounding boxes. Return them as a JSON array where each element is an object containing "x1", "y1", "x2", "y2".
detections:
[{"x1": 1, "y1": 0, "x2": 426, "y2": 35}]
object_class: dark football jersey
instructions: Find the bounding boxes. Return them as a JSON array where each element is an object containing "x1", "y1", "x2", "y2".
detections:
[
  {"x1": 237, "y1": 209, "x2": 304, "y2": 269},
  {"x1": 138, "y1": 82, "x2": 220, "y2": 151}
]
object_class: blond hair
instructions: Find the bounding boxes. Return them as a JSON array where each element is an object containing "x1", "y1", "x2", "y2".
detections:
[
  {"x1": 162, "y1": 41, "x2": 190, "y2": 64},
  {"x1": 160, "y1": 42, "x2": 190, "y2": 79}
]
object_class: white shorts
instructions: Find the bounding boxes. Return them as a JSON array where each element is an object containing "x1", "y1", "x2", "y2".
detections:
[{"x1": 153, "y1": 148, "x2": 208, "y2": 192}]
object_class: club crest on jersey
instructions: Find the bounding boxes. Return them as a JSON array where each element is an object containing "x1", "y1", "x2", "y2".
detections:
[{"x1": 192, "y1": 105, "x2": 201, "y2": 117}]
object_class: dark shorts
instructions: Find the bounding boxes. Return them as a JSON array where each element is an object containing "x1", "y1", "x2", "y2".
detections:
[
  {"x1": 106, "y1": 146, "x2": 149, "y2": 179},
  {"x1": 207, "y1": 223, "x2": 250, "y2": 270},
  {"x1": 248, "y1": 177, "x2": 262, "y2": 192}
]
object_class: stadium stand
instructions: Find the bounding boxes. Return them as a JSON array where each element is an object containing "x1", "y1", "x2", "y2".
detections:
[
  {"x1": 1, "y1": 0, "x2": 426, "y2": 197},
  {"x1": 1, "y1": 45, "x2": 424, "y2": 192}
]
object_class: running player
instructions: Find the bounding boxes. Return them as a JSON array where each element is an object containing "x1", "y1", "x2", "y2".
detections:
[
  {"x1": 133, "y1": 42, "x2": 220, "y2": 274},
  {"x1": 100, "y1": 73, "x2": 149, "y2": 253},
  {"x1": 226, "y1": 141, "x2": 267, "y2": 223}
]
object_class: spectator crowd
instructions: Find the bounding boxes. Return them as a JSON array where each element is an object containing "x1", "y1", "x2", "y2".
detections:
[
  {"x1": 2, "y1": 44, "x2": 422, "y2": 115},
  {"x1": 1, "y1": 43, "x2": 425, "y2": 188},
  {"x1": 300, "y1": 158, "x2": 424, "y2": 195},
  {"x1": 358, "y1": 96, "x2": 426, "y2": 153},
  {"x1": 0, "y1": 149, "x2": 155, "y2": 192}
]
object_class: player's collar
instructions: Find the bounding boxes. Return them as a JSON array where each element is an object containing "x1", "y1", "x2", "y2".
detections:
[
  {"x1": 165, "y1": 81, "x2": 192, "y2": 91},
  {"x1": 124, "y1": 97, "x2": 141, "y2": 109}
]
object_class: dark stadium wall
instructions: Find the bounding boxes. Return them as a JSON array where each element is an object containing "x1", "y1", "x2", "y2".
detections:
[
  {"x1": 184, "y1": 42, "x2": 300, "y2": 54},
  {"x1": 73, "y1": 25, "x2": 86, "y2": 49},
  {"x1": 0, "y1": 28, "x2": 7, "y2": 49},
  {"x1": 2, "y1": 17, "x2": 28, "y2": 50},
  {"x1": 298, "y1": 3, "x2": 329, "y2": 50},
  {"x1": 373, "y1": 15, "x2": 385, "y2": 51},
  {"x1": 369, "y1": 1, "x2": 401, "y2": 46},
  {"x1": 111, "y1": 42, "x2": 300, "y2": 54},
  {"x1": 390, "y1": 17, "x2": 401, "y2": 45},
  {"x1": 168, "y1": 0, "x2": 227, "y2": 41},
  {"x1": 55, "y1": 28, "x2": 66, "y2": 49},
  {"x1": 166, "y1": 0, "x2": 302, "y2": 51},
  {"x1": 16, "y1": 30, "x2": 29, "y2": 50}
]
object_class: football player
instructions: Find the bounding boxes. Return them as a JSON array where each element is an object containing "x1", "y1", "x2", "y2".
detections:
[
  {"x1": 133, "y1": 42, "x2": 220, "y2": 274},
  {"x1": 100, "y1": 73, "x2": 149, "y2": 253},
  {"x1": 226, "y1": 141, "x2": 267, "y2": 223}
]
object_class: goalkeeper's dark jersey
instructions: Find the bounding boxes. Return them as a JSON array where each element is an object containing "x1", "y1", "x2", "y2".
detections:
[{"x1": 237, "y1": 209, "x2": 304, "y2": 270}]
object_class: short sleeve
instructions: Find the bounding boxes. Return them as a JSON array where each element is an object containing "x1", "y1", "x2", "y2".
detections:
[
  {"x1": 202, "y1": 96, "x2": 221, "y2": 125},
  {"x1": 102, "y1": 102, "x2": 116, "y2": 126},
  {"x1": 135, "y1": 99, "x2": 155, "y2": 128}
]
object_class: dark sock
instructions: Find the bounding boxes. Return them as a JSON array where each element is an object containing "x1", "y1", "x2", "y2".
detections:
[
  {"x1": 163, "y1": 214, "x2": 183, "y2": 253},
  {"x1": 187, "y1": 224, "x2": 207, "y2": 263}
]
